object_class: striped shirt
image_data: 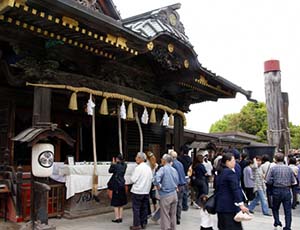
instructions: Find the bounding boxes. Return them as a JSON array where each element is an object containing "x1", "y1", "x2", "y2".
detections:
[{"x1": 266, "y1": 162, "x2": 296, "y2": 188}]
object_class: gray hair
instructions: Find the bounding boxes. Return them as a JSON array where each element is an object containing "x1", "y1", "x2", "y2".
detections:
[
  {"x1": 136, "y1": 152, "x2": 147, "y2": 161},
  {"x1": 162, "y1": 154, "x2": 173, "y2": 163},
  {"x1": 169, "y1": 151, "x2": 178, "y2": 159}
]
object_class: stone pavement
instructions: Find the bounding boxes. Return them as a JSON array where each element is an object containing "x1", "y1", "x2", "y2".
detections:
[
  {"x1": 1, "y1": 205, "x2": 299, "y2": 230},
  {"x1": 48, "y1": 206, "x2": 300, "y2": 230}
]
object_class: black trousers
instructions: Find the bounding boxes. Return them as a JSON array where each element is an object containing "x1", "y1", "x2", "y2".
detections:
[
  {"x1": 131, "y1": 193, "x2": 149, "y2": 227},
  {"x1": 217, "y1": 212, "x2": 243, "y2": 230}
]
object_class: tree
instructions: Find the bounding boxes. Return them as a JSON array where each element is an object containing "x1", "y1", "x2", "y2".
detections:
[
  {"x1": 210, "y1": 102, "x2": 300, "y2": 147},
  {"x1": 290, "y1": 122, "x2": 300, "y2": 149},
  {"x1": 210, "y1": 102, "x2": 268, "y2": 142}
]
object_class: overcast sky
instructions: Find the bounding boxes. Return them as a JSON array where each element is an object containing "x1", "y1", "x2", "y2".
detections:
[{"x1": 114, "y1": 0, "x2": 300, "y2": 132}]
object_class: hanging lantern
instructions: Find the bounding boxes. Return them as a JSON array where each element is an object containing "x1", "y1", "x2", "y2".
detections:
[
  {"x1": 68, "y1": 92, "x2": 78, "y2": 110},
  {"x1": 168, "y1": 114, "x2": 174, "y2": 126},
  {"x1": 86, "y1": 94, "x2": 95, "y2": 116},
  {"x1": 141, "y1": 107, "x2": 149, "y2": 124},
  {"x1": 127, "y1": 102, "x2": 134, "y2": 120},
  {"x1": 99, "y1": 98, "x2": 108, "y2": 115},
  {"x1": 162, "y1": 111, "x2": 169, "y2": 126},
  {"x1": 120, "y1": 100, "x2": 126, "y2": 120},
  {"x1": 150, "y1": 108, "x2": 157, "y2": 123}
]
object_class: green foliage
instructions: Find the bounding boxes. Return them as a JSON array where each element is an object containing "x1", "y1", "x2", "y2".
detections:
[
  {"x1": 209, "y1": 102, "x2": 300, "y2": 147},
  {"x1": 209, "y1": 102, "x2": 268, "y2": 142},
  {"x1": 290, "y1": 122, "x2": 300, "y2": 149}
]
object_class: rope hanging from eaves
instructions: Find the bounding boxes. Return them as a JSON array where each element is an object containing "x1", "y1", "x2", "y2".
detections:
[{"x1": 26, "y1": 82, "x2": 186, "y2": 126}]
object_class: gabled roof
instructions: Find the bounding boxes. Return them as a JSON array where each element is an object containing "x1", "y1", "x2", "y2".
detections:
[{"x1": 123, "y1": 4, "x2": 190, "y2": 45}]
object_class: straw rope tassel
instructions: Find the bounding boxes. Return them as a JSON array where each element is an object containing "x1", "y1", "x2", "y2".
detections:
[
  {"x1": 127, "y1": 102, "x2": 134, "y2": 120},
  {"x1": 150, "y1": 108, "x2": 157, "y2": 123},
  {"x1": 99, "y1": 98, "x2": 108, "y2": 115},
  {"x1": 68, "y1": 92, "x2": 78, "y2": 110}
]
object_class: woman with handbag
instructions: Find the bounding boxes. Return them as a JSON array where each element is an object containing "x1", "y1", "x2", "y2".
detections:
[
  {"x1": 107, "y1": 154, "x2": 127, "y2": 223},
  {"x1": 192, "y1": 154, "x2": 208, "y2": 208},
  {"x1": 215, "y1": 152, "x2": 249, "y2": 230}
]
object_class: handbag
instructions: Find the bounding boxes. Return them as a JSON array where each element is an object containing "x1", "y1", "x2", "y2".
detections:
[
  {"x1": 234, "y1": 211, "x2": 253, "y2": 222},
  {"x1": 205, "y1": 193, "x2": 216, "y2": 215}
]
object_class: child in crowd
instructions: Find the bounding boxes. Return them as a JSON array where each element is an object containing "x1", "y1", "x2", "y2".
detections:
[{"x1": 199, "y1": 195, "x2": 214, "y2": 230}]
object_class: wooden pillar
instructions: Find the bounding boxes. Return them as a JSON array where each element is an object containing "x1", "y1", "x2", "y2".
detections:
[
  {"x1": 264, "y1": 60, "x2": 289, "y2": 154},
  {"x1": 173, "y1": 114, "x2": 184, "y2": 153},
  {"x1": 32, "y1": 87, "x2": 52, "y2": 126}
]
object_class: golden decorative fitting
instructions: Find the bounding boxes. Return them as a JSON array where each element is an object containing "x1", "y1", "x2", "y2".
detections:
[
  {"x1": 81, "y1": 28, "x2": 86, "y2": 34},
  {"x1": 75, "y1": 27, "x2": 80, "y2": 32},
  {"x1": 7, "y1": 17, "x2": 12, "y2": 23},
  {"x1": 195, "y1": 75, "x2": 208, "y2": 86},
  {"x1": 184, "y1": 59, "x2": 189, "y2": 69},
  {"x1": 23, "y1": 5, "x2": 28, "y2": 11},
  {"x1": 74, "y1": 41, "x2": 78, "y2": 46},
  {"x1": 56, "y1": 35, "x2": 61, "y2": 40},
  {"x1": 0, "y1": 15, "x2": 4, "y2": 20},
  {"x1": 116, "y1": 37, "x2": 127, "y2": 49},
  {"x1": 40, "y1": 12, "x2": 45, "y2": 18},
  {"x1": 30, "y1": 25, "x2": 35, "y2": 31},
  {"x1": 88, "y1": 31, "x2": 92, "y2": 36},
  {"x1": 43, "y1": 30, "x2": 48, "y2": 35},
  {"x1": 106, "y1": 34, "x2": 117, "y2": 45},
  {"x1": 0, "y1": 0, "x2": 15, "y2": 14},
  {"x1": 147, "y1": 42, "x2": 154, "y2": 51},
  {"x1": 94, "y1": 34, "x2": 98, "y2": 39},
  {"x1": 15, "y1": 20, "x2": 20, "y2": 26},
  {"x1": 23, "y1": 22, "x2": 28, "y2": 28},
  {"x1": 55, "y1": 18, "x2": 60, "y2": 24},
  {"x1": 37, "y1": 28, "x2": 41, "y2": 33},
  {"x1": 31, "y1": 8, "x2": 37, "y2": 15},
  {"x1": 168, "y1": 43, "x2": 174, "y2": 53},
  {"x1": 62, "y1": 16, "x2": 78, "y2": 27},
  {"x1": 62, "y1": 37, "x2": 67, "y2": 42},
  {"x1": 147, "y1": 41, "x2": 154, "y2": 51},
  {"x1": 47, "y1": 15, "x2": 53, "y2": 21}
]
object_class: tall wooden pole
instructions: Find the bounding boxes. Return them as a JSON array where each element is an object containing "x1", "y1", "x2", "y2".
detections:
[{"x1": 264, "y1": 60, "x2": 290, "y2": 154}]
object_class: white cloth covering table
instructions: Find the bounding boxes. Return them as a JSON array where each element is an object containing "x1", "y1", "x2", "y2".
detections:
[{"x1": 56, "y1": 162, "x2": 136, "y2": 199}]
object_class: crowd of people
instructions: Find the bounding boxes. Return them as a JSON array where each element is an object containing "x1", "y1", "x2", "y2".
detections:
[{"x1": 106, "y1": 147, "x2": 300, "y2": 230}]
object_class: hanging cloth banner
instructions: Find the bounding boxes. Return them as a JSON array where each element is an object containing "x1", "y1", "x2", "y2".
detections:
[
  {"x1": 120, "y1": 100, "x2": 127, "y2": 120},
  {"x1": 141, "y1": 107, "x2": 149, "y2": 124}
]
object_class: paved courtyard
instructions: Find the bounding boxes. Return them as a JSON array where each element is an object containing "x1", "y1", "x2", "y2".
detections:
[
  {"x1": 48, "y1": 206, "x2": 300, "y2": 230},
  {"x1": 1, "y1": 204, "x2": 299, "y2": 230}
]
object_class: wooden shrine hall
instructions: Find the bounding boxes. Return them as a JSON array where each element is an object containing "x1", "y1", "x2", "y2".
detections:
[{"x1": 0, "y1": 0, "x2": 253, "y2": 222}]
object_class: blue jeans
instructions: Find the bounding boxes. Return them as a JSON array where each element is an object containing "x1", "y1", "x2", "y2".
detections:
[
  {"x1": 272, "y1": 187, "x2": 292, "y2": 230},
  {"x1": 248, "y1": 189, "x2": 270, "y2": 215}
]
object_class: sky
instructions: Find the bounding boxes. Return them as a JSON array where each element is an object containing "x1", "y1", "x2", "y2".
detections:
[{"x1": 113, "y1": 0, "x2": 300, "y2": 132}]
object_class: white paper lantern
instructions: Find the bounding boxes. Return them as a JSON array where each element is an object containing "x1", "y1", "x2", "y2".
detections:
[{"x1": 32, "y1": 143, "x2": 54, "y2": 177}]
